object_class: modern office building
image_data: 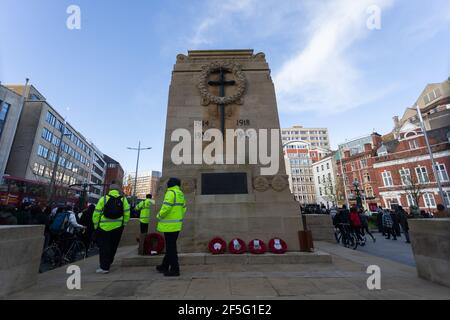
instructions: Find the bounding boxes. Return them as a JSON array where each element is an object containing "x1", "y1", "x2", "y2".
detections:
[
  {"x1": 0, "y1": 83, "x2": 24, "y2": 181},
  {"x1": 4, "y1": 84, "x2": 101, "y2": 201},
  {"x1": 126, "y1": 170, "x2": 162, "y2": 199},
  {"x1": 281, "y1": 125, "x2": 330, "y2": 149}
]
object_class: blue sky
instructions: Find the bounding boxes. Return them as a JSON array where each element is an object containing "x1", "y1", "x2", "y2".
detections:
[{"x1": 1, "y1": 0, "x2": 449, "y2": 175}]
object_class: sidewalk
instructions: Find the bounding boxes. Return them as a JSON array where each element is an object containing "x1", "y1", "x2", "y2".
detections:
[{"x1": 7, "y1": 242, "x2": 450, "y2": 300}]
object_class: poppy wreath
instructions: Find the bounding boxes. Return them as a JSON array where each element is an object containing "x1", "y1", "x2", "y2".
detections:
[
  {"x1": 228, "y1": 238, "x2": 247, "y2": 254},
  {"x1": 208, "y1": 237, "x2": 227, "y2": 254},
  {"x1": 268, "y1": 238, "x2": 288, "y2": 254},
  {"x1": 143, "y1": 233, "x2": 165, "y2": 255},
  {"x1": 248, "y1": 239, "x2": 267, "y2": 255}
]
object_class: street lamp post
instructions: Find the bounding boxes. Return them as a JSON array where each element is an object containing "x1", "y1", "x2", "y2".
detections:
[
  {"x1": 48, "y1": 120, "x2": 72, "y2": 203},
  {"x1": 353, "y1": 181, "x2": 363, "y2": 210},
  {"x1": 412, "y1": 104, "x2": 446, "y2": 205},
  {"x1": 127, "y1": 141, "x2": 152, "y2": 207}
]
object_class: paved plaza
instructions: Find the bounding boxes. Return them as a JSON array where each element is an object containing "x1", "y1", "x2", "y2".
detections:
[{"x1": 8, "y1": 241, "x2": 450, "y2": 300}]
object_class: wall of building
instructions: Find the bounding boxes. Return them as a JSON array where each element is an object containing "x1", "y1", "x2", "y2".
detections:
[{"x1": 0, "y1": 86, "x2": 23, "y2": 181}]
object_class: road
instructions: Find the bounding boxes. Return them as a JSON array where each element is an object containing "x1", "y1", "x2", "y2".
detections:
[{"x1": 356, "y1": 231, "x2": 416, "y2": 267}]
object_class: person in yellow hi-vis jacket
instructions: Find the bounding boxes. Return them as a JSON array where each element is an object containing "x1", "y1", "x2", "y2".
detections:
[
  {"x1": 156, "y1": 178, "x2": 186, "y2": 277},
  {"x1": 93, "y1": 183, "x2": 130, "y2": 274},
  {"x1": 135, "y1": 194, "x2": 155, "y2": 234}
]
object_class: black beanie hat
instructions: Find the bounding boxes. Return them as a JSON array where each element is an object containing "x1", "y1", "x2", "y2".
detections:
[{"x1": 167, "y1": 177, "x2": 181, "y2": 188}]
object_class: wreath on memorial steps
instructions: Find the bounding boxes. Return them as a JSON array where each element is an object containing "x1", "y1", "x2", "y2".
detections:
[
  {"x1": 268, "y1": 238, "x2": 288, "y2": 254},
  {"x1": 248, "y1": 239, "x2": 267, "y2": 255},
  {"x1": 143, "y1": 233, "x2": 165, "y2": 255},
  {"x1": 228, "y1": 238, "x2": 247, "y2": 254},
  {"x1": 208, "y1": 237, "x2": 227, "y2": 254}
]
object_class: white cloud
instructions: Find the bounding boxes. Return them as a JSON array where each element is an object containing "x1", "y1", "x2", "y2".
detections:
[{"x1": 274, "y1": 0, "x2": 395, "y2": 114}]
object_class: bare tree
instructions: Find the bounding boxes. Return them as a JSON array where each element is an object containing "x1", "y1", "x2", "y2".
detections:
[{"x1": 402, "y1": 167, "x2": 427, "y2": 211}]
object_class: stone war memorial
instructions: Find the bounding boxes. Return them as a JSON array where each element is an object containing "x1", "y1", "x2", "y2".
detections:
[{"x1": 148, "y1": 49, "x2": 305, "y2": 254}]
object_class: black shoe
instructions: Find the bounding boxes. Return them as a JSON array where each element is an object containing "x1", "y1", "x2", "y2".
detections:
[
  {"x1": 406, "y1": 241, "x2": 411, "y2": 244},
  {"x1": 164, "y1": 270, "x2": 180, "y2": 277},
  {"x1": 156, "y1": 265, "x2": 168, "y2": 273}
]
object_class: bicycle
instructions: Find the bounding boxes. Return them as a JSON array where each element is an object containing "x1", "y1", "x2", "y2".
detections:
[
  {"x1": 39, "y1": 228, "x2": 87, "y2": 273},
  {"x1": 335, "y1": 223, "x2": 359, "y2": 250}
]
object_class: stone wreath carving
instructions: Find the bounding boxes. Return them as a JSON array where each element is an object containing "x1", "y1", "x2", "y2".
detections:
[
  {"x1": 181, "y1": 179, "x2": 196, "y2": 194},
  {"x1": 271, "y1": 176, "x2": 288, "y2": 192},
  {"x1": 253, "y1": 176, "x2": 270, "y2": 192},
  {"x1": 198, "y1": 61, "x2": 247, "y2": 106}
]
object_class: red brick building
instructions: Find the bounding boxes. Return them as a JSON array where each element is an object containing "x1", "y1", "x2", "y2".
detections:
[
  {"x1": 103, "y1": 154, "x2": 124, "y2": 189},
  {"x1": 336, "y1": 133, "x2": 383, "y2": 211},
  {"x1": 373, "y1": 124, "x2": 450, "y2": 212}
]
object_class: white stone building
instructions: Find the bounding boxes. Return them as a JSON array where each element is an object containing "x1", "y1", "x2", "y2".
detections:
[{"x1": 312, "y1": 154, "x2": 338, "y2": 208}]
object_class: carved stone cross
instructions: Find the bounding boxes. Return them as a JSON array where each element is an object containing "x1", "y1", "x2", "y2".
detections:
[{"x1": 207, "y1": 68, "x2": 236, "y2": 135}]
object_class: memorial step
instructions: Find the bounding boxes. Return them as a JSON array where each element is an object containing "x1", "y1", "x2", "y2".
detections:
[{"x1": 121, "y1": 251, "x2": 332, "y2": 267}]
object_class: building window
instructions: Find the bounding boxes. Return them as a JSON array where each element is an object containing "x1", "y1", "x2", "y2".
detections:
[
  {"x1": 0, "y1": 101, "x2": 11, "y2": 139},
  {"x1": 366, "y1": 186, "x2": 374, "y2": 198},
  {"x1": 435, "y1": 163, "x2": 449, "y2": 182},
  {"x1": 444, "y1": 191, "x2": 450, "y2": 207},
  {"x1": 351, "y1": 162, "x2": 356, "y2": 171},
  {"x1": 409, "y1": 139, "x2": 419, "y2": 150},
  {"x1": 363, "y1": 172, "x2": 371, "y2": 183},
  {"x1": 406, "y1": 194, "x2": 416, "y2": 207},
  {"x1": 415, "y1": 166, "x2": 430, "y2": 184},
  {"x1": 41, "y1": 128, "x2": 53, "y2": 142},
  {"x1": 46, "y1": 111, "x2": 56, "y2": 126},
  {"x1": 382, "y1": 171, "x2": 393, "y2": 187},
  {"x1": 423, "y1": 193, "x2": 436, "y2": 208},
  {"x1": 48, "y1": 151, "x2": 57, "y2": 163},
  {"x1": 360, "y1": 159, "x2": 368, "y2": 168},
  {"x1": 37, "y1": 145, "x2": 49, "y2": 158},
  {"x1": 399, "y1": 168, "x2": 411, "y2": 185}
]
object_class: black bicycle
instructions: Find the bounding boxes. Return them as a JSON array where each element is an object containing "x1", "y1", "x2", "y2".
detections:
[
  {"x1": 39, "y1": 228, "x2": 86, "y2": 273},
  {"x1": 335, "y1": 223, "x2": 359, "y2": 250}
]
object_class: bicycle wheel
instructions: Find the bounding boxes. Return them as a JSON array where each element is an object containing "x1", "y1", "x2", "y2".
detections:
[
  {"x1": 65, "y1": 240, "x2": 86, "y2": 263},
  {"x1": 39, "y1": 245, "x2": 62, "y2": 273},
  {"x1": 350, "y1": 234, "x2": 359, "y2": 250}
]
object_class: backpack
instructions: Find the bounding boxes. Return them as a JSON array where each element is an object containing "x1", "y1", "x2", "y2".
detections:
[
  {"x1": 49, "y1": 212, "x2": 70, "y2": 234},
  {"x1": 103, "y1": 195, "x2": 124, "y2": 219}
]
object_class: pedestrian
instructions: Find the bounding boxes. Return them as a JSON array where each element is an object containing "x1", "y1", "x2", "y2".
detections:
[
  {"x1": 156, "y1": 178, "x2": 187, "y2": 277},
  {"x1": 382, "y1": 209, "x2": 396, "y2": 240},
  {"x1": 391, "y1": 209, "x2": 401, "y2": 237},
  {"x1": 396, "y1": 206, "x2": 411, "y2": 243},
  {"x1": 349, "y1": 207, "x2": 364, "y2": 244},
  {"x1": 330, "y1": 206, "x2": 338, "y2": 220},
  {"x1": 359, "y1": 209, "x2": 376, "y2": 243},
  {"x1": 79, "y1": 204, "x2": 96, "y2": 254},
  {"x1": 93, "y1": 183, "x2": 130, "y2": 274},
  {"x1": 376, "y1": 206, "x2": 385, "y2": 236},
  {"x1": 135, "y1": 194, "x2": 155, "y2": 235}
]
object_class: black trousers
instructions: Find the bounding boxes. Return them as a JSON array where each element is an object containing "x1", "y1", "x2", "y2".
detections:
[
  {"x1": 140, "y1": 222, "x2": 149, "y2": 234},
  {"x1": 96, "y1": 227, "x2": 124, "y2": 271},
  {"x1": 361, "y1": 226, "x2": 375, "y2": 241},
  {"x1": 162, "y1": 232, "x2": 180, "y2": 272}
]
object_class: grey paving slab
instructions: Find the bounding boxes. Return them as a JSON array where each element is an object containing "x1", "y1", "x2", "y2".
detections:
[{"x1": 230, "y1": 278, "x2": 278, "y2": 297}]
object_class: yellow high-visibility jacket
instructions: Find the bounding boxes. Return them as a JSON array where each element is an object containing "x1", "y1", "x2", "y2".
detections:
[
  {"x1": 93, "y1": 190, "x2": 130, "y2": 231},
  {"x1": 157, "y1": 186, "x2": 186, "y2": 233},
  {"x1": 136, "y1": 198, "x2": 155, "y2": 224}
]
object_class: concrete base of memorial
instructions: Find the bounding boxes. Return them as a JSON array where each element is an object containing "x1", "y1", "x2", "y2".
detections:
[
  {"x1": 409, "y1": 218, "x2": 450, "y2": 288},
  {"x1": 304, "y1": 215, "x2": 335, "y2": 242},
  {"x1": 0, "y1": 225, "x2": 44, "y2": 297},
  {"x1": 121, "y1": 251, "x2": 332, "y2": 267}
]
